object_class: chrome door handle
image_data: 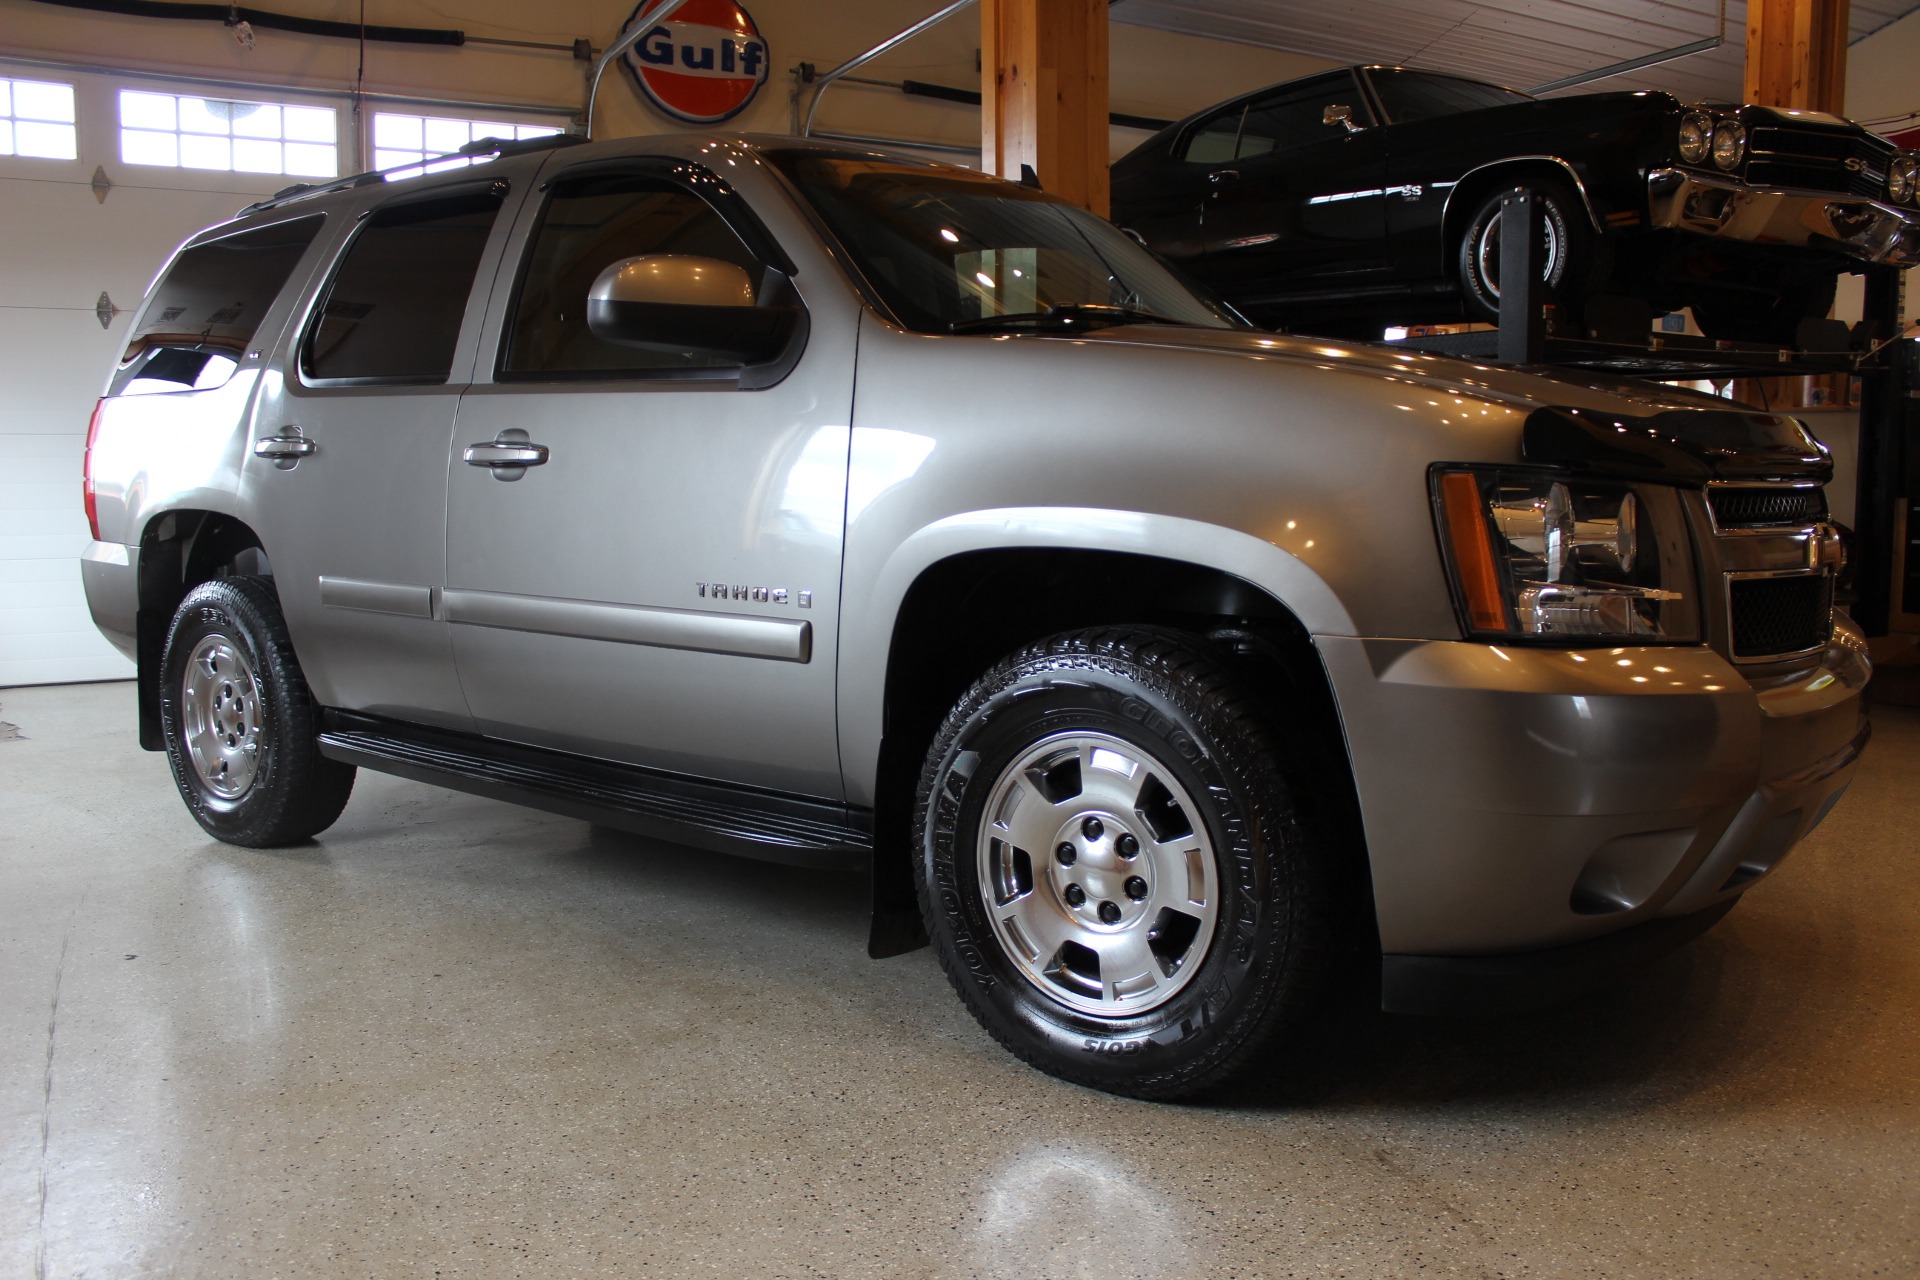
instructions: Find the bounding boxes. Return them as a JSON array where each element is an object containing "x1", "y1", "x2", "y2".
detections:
[
  {"x1": 1207, "y1": 168, "x2": 1241, "y2": 185},
  {"x1": 254, "y1": 431, "x2": 316, "y2": 469},
  {"x1": 463, "y1": 441, "x2": 550, "y2": 467}
]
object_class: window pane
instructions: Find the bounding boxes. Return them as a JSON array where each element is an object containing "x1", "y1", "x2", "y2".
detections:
[
  {"x1": 180, "y1": 133, "x2": 232, "y2": 170},
  {"x1": 374, "y1": 148, "x2": 422, "y2": 171},
  {"x1": 471, "y1": 121, "x2": 517, "y2": 143},
  {"x1": 15, "y1": 121, "x2": 76, "y2": 160},
  {"x1": 114, "y1": 216, "x2": 325, "y2": 397},
  {"x1": 178, "y1": 97, "x2": 233, "y2": 135},
  {"x1": 122, "y1": 129, "x2": 178, "y2": 167},
  {"x1": 517, "y1": 125, "x2": 561, "y2": 140},
  {"x1": 375, "y1": 113, "x2": 424, "y2": 149},
  {"x1": 0, "y1": 84, "x2": 10, "y2": 118},
  {"x1": 282, "y1": 106, "x2": 335, "y2": 143},
  {"x1": 120, "y1": 90, "x2": 176, "y2": 131},
  {"x1": 14, "y1": 80, "x2": 75, "y2": 123},
  {"x1": 423, "y1": 117, "x2": 470, "y2": 154},
  {"x1": 504, "y1": 175, "x2": 763, "y2": 377},
  {"x1": 232, "y1": 103, "x2": 282, "y2": 139},
  {"x1": 283, "y1": 142, "x2": 337, "y2": 177},
  {"x1": 233, "y1": 138, "x2": 284, "y2": 173},
  {"x1": 306, "y1": 192, "x2": 503, "y2": 382},
  {"x1": 0, "y1": 120, "x2": 13, "y2": 156}
]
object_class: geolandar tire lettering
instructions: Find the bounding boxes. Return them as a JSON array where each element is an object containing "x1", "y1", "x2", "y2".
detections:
[
  {"x1": 158, "y1": 575, "x2": 355, "y2": 847},
  {"x1": 912, "y1": 626, "x2": 1337, "y2": 1100}
]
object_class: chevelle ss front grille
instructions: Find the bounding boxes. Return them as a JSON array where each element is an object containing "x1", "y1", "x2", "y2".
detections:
[
  {"x1": 1710, "y1": 486, "x2": 1830, "y2": 529},
  {"x1": 1730, "y1": 573, "x2": 1835, "y2": 658},
  {"x1": 1744, "y1": 126, "x2": 1893, "y2": 198}
]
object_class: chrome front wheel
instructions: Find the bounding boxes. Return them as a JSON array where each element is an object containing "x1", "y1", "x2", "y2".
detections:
[{"x1": 977, "y1": 731, "x2": 1218, "y2": 1018}]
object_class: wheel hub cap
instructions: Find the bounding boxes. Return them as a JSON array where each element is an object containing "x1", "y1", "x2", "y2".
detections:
[
  {"x1": 182, "y1": 635, "x2": 263, "y2": 800},
  {"x1": 976, "y1": 732, "x2": 1219, "y2": 1018}
]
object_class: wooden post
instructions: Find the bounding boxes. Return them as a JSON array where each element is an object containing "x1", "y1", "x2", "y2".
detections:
[
  {"x1": 981, "y1": 0, "x2": 1109, "y2": 217},
  {"x1": 1744, "y1": 0, "x2": 1850, "y2": 113}
]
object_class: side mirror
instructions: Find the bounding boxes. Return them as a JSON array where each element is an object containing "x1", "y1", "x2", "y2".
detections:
[
  {"x1": 586, "y1": 254, "x2": 799, "y2": 364},
  {"x1": 1323, "y1": 103, "x2": 1362, "y2": 133}
]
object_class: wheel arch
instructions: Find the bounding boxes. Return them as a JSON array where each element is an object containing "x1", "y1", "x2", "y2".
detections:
[
  {"x1": 1438, "y1": 156, "x2": 1603, "y2": 277},
  {"x1": 851, "y1": 513, "x2": 1370, "y2": 960},
  {"x1": 133, "y1": 508, "x2": 274, "y2": 750}
]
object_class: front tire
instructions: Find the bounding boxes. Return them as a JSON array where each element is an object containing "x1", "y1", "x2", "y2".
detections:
[
  {"x1": 1457, "y1": 180, "x2": 1598, "y2": 327},
  {"x1": 159, "y1": 576, "x2": 354, "y2": 846},
  {"x1": 913, "y1": 628, "x2": 1336, "y2": 1098}
]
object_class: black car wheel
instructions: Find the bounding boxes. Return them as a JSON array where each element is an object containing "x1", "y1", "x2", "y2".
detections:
[
  {"x1": 1689, "y1": 275, "x2": 1839, "y2": 347},
  {"x1": 159, "y1": 576, "x2": 355, "y2": 847},
  {"x1": 1457, "y1": 181, "x2": 1596, "y2": 325},
  {"x1": 913, "y1": 627, "x2": 1336, "y2": 1099}
]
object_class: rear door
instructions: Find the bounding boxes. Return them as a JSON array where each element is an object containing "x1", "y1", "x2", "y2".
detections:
[
  {"x1": 442, "y1": 157, "x2": 853, "y2": 798},
  {"x1": 248, "y1": 171, "x2": 528, "y2": 730}
]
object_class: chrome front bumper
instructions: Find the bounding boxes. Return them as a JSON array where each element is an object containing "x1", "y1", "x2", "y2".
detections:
[
  {"x1": 1647, "y1": 167, "x2": 1920, "y2": 267},
  {"x1": 1318, "y1": 617, "x2": 1872, "y2": 961}
]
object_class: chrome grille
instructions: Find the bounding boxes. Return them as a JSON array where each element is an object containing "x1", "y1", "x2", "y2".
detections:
[
  {"x1": 1744, "y1": 126, "x2": 1891, "y2": 198},
  {"x1": 1709, "y1": 486, "x2": 1829, "y2": 529},
  {"x1": 1729, "y1": 573, "x2": 1834, "y2": 658}
]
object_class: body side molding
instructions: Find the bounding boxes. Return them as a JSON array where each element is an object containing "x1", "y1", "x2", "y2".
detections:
[
  {"x1": 318, "y1": 576, "x2": 435, "y2": 618},
  {"x1": 442, "y1": 588, "x2": 812, "y2": 662}
]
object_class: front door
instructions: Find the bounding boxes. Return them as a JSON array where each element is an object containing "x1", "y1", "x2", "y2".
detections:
[
  {"x1": 443, "y1": 160, "x2": 852, "y2": 798},
  {"x1": 251, "y1": 175, "x2": 522, "y2": 731}
]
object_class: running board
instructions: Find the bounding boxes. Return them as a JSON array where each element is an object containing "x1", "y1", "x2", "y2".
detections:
[{"x1": 317, "y1": 711, "x2": 871, "y2": 869}]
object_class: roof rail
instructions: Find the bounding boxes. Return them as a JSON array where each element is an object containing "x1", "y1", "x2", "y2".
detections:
[{"x1": 239, "y1": 131, "x2": 586, "y2": 215}]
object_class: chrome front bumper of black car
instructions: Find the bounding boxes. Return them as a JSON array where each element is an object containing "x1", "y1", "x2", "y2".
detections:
[{"x1": 1647, "y1": 167, "x2": 1920, "y2": 267}]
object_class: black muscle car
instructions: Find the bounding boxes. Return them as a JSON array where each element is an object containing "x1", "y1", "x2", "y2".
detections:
[{"x1": 1111, "y1": 65, "x2": 1920, "y2": 344}]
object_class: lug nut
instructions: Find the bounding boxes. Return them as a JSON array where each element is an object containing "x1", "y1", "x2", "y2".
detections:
[
  {"x1": 1124, "y1": 876, "x2": 1148, "y2": 901},
  {"x1": 1064, "y1": 884, "x2": 1087, "y2": 907},
  {"x1": 1098, "y1": 901, "x2": 1123, "y2": 924},
  {"x1": 1117, "y1": 834, "x2": 1139, "y2": 858},
  {"x1": 1081, "y1": 817, "x2": 1104, "y2": 840},
  {"x1": 1055, "y1": 843, "x2": 1077, "y2": 866}
]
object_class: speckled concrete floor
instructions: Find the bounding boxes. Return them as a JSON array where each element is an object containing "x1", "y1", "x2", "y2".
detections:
[{"x1": 2, "y1": 681, "x2": 1915, "y2": 1279}]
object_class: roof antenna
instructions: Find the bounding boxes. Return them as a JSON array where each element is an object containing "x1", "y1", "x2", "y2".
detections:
[{"x1": 1018, "y1": 163, "x2": 1042, "y2": 189}]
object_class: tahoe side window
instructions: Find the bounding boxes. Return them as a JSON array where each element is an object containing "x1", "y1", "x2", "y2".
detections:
[
  {"x1": 113, "y1": 215, "x2": 324, "y2": 396},
  {"x1": 502, "y1": 173, "x2": 766, "y2": 378},
  {"x1": 302, "y1": 188, "x2": 503, "y2": 384}
]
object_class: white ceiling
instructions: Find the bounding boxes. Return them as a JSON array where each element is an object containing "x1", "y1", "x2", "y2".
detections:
[{"x1": 1110, "y1": 0, "x2": 1919, "y2": 105}]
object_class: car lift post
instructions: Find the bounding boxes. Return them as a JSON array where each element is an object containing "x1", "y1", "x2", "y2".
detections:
[
  {"x1": 1497, "y1": 187, "x2": 1548, "y2": 365},
  {"x1": 1851, "y1": 266, "x2": 1912, "y2": 636}
]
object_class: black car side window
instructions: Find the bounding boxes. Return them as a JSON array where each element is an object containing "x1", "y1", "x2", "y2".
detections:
[
  {"x1": 1180, "y1": 105, "x2": 1246, "y2": 164},
  {"x1": 501, "y1": 173, "x2": 766, "y2": 378},
  {"x1": 1237, "y1": 86, "x2": 1358, "y2": 156}
]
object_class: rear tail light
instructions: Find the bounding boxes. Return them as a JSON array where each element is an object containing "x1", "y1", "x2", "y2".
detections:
[{"x1": 82, "y1": 398, "x2": 104, "y2": 542}]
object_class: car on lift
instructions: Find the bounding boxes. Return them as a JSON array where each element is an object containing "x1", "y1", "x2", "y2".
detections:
[
  {"x1": 1111, "y1": 64, "x2": 1920, "y2": 344},
  {"x1": 81, "y1": 132, "x2": 1868, "y2": 1100}
]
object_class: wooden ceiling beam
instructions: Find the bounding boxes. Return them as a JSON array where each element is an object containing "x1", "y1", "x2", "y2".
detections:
[{"x1": 1745, "y1": 0, "x2": 1851, "y2": 112}]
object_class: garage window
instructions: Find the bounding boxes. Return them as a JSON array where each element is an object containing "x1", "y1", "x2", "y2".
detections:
[
  {"x1": 372, "y1": 112, "x2": 562, "y2": 178},
  {"x1": 119, "y1": 89, "x2": 337, "y2": 177},
  {"x1": 1, "y1": 77, "x2": 78, "y2": 160}
]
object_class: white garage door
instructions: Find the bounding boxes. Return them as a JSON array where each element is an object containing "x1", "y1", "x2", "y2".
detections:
[{"x1": 0, "y1": 60, "x2": 568, "y2": 687}]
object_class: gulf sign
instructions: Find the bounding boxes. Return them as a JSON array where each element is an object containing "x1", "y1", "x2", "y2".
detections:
[{"x1": 620, "y1": 0, "x2": 769, "y2": 126}]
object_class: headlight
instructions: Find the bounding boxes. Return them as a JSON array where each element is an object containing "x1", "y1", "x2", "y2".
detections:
[
  {"x1": 1677, "y1": 112, "x2": 1714, "y2": 164},
  {"x1": 1432, "y1": 468, "x2": 1701, "y2": 642},
  {"x1": 1890, "y1": 155, "x2": 1917, "y2": 204},
  {"x1": 1711, "y1": 121, "x2": 1746, "y2": 171}
]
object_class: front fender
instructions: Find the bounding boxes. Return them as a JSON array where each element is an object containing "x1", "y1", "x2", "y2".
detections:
[{"x1": 836, "y1": 506, "x2": 1353, "y2": 807}]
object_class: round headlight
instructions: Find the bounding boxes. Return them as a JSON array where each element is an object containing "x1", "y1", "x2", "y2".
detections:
[
  {"x1": 1678, "y1": 112, "x2": 1714, "y2": 164},
  {"x1": 1891, "y1": 155, "x2": 1917, "y2": 204},
  {"x1": 1711, "y1": 121, "x2": 1746, "y2": 171}
]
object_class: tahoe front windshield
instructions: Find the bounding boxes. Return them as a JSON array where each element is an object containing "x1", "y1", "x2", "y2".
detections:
[{"x1": 769, "y1": 150, "x2": 1241, "y2": 335}]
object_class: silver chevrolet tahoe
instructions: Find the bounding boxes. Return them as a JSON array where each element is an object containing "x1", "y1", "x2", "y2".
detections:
[{"x1": 80, "y1": 133, "x2": 1871, "y2": 1098}]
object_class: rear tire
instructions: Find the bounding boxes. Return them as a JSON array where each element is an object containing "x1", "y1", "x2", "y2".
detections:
[
  {"x1": 159, "y1": 576, "x2": 354, "y2": 847},
  {"x1": 913, "y1": 627, "x2": 1338, "y2": 1099}
]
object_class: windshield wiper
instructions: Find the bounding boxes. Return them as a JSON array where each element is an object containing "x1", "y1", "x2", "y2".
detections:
[{"x1": 948, "y1": 304, "x2": 1194, "y2": 334}]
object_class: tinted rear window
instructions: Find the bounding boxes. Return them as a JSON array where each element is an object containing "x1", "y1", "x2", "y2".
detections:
[
  {"x1": 303, "y1": 188, "x2": 503, "y2": 384},
  {"x1": 113, "y1": 215, "x2": 323, "y2": 396}
]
